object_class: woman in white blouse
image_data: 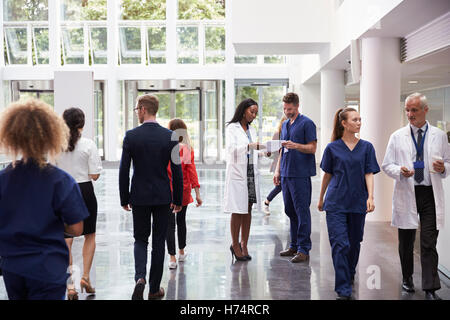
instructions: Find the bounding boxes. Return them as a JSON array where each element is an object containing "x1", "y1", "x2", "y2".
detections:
[{"x1": 56, "y1": 108, "x2": 102, "y2": 300}]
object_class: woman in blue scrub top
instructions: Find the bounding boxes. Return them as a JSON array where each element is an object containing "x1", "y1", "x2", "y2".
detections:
[
  {"x1": 318, "y1": 107, "x2": 380, "y2": 300},
  {"x1": 0, "y1": 99, "x2": 89, "y2": 300}
]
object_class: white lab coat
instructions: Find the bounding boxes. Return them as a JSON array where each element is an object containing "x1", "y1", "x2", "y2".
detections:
[
  {"x1": 382, "y1": 123, "x2": 450, "y2": 230},
  {"x1": 223, "y1": 122, "x2": 259, "y2": 214}
]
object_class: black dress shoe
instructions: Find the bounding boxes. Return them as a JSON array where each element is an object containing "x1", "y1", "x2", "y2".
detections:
[
  {"x1": 131, "y1": 279, "x2": 146, "y2": 300},
  {"x1": 425, "y1": 291, "x2": 442, "y2": 300},
  {"x1": 402, "y1": 277, "x2": 415, "y2": 293}
]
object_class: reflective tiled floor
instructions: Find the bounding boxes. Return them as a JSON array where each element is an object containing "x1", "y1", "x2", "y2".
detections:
[{"x1": 1, "y1": 166, "x2": 449, "y2": 300}]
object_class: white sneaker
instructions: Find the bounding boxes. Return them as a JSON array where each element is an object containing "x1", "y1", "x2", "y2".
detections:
[
  {"x1": 168, "y1": 261, "x2": 177, "y2": 269},
  {"x1": 178, "y1": 253, "x2": 187, "y2": 262}
]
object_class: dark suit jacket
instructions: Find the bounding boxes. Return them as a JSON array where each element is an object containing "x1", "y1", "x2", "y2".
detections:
[{"x1": 119, "y1": 122, "x2": 183, "y2": 207}]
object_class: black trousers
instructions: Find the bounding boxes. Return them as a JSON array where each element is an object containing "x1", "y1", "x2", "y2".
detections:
[
  {"x1": 132, "y1": 204, "x2": 169, "y2": 294},
  {"x1": 166, "y1": 205, "x2": 188, "y2": 256},
  {"x1": 398, "y1": 186, "x2": 440, "y2": 291}
]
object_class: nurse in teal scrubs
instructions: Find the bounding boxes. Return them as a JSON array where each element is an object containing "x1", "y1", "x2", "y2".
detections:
[{"x1": 318, "y1": 107, "x2": 380, "y2": 300}]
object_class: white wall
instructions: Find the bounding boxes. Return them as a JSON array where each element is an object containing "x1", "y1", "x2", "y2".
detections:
[
  {"x1": 298, "y1": 84, "x2": 321, "y2": 158},
  {"x1": 54, "y1": 71, "x2": 94, "y2": 140},
  {"x1": 232, "y1": 0, "x2": 331, "y2": 54},
  {"x1": 300, "y1": 0, "x2": 404, "y2": 82},
  {"x1": 437, "y1": 171, "x2": 450, "y2": 276}
]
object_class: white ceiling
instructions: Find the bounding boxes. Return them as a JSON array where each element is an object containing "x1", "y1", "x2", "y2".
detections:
[
  {"x1": 337, "y1": 0, "x2": 450, "y2": 101},
  {"x1": 345, "y1": 45, "x2": 450, "y2": 100}
]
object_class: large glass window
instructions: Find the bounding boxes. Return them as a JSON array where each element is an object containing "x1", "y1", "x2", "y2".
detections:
[
  {"x1": 61, "y1": 0, "x2": 107, "y2": 21},
  {"x1": 4, "y1": 27, "x2": 28, "y2": 65},
  {"x1": 33, "y1": 27, "x2": 49, "y2": 64},
  {"x1": 205, "y1": 25, "x2": 225, "y2": 64},
  {"x1": 177, "y1": 0, "x2": 225, "y2": 20},
  {"x1": 264, "y1": 55, "x2": 286, "y2": 64},
  {"x1": 235, "y1": 55, "x2": 257, "y2": 64},
  {"x1": 89, "y1": 27, "x2": 108, "y2": 64},
  {"x1": 119, "y1": 26, "x2": 142, "y2": 64},
  {"x1": 177, "y1": 26, "x2": 199, "y2": 64},
  {"x1": 147, "y1": 26, "x2": 166, "y2": 64},
  {"x1": 61, "y1": 27, "x2": 85, "y2": 64},
  {"x1": 120, "y1": 0, "x2": 166, "y2": 20},
  {"x1": 2, "y1": 0, "x2": 48, "y2": 21}
]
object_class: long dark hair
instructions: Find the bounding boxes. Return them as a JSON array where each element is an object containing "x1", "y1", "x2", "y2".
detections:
[
  {"x1": 331, "y1": 107, "x2": 357, "y2": 141},
  {"x1": 227, "y1": 98, "x2": 258, "y2": 125},
  {"x1": 62, "y1": 107, "x2": 85, "y2": 152}
]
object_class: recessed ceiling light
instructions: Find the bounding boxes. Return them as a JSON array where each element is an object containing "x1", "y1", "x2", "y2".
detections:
[{"x1": 408, "y1": 80, "x2": 419, "y2": 84}]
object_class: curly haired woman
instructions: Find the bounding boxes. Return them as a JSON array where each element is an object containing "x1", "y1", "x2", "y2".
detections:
[{"x1": 0, "y1": 99, "x2": 89, "y2": 300}]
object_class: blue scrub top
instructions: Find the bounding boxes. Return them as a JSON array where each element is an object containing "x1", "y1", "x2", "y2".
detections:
[
  {"x1": 0, "y1": 160, "x2": 89, "y2": 284},
  {"x1": 320, "y1": 139, "x2": 380, "y2": 214},
  {"x1": 280, "y1": 114, "x2": 317, "y2": 178}
]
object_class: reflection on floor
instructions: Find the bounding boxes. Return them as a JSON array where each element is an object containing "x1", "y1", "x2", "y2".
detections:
[{"x1": 1, "y1": 167, "x2": 449, "y2": 300}]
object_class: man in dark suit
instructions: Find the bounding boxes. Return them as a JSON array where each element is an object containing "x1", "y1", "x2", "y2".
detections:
[{"x1": 119, "y1": 94, "x2": 183, "y2": 300}]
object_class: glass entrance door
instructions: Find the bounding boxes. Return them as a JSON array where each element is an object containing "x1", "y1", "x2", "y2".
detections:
[
  {"x1": 125, "y1": 80, "x2": 221, "y2": 164},
  {"x1": 136, "y1": 89, "x2": 201, "y2": 161}
]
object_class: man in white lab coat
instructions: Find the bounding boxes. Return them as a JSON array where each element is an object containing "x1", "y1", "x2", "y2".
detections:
[{"x1": 382, "y1": 92, "x2": 450, "y2": 300}]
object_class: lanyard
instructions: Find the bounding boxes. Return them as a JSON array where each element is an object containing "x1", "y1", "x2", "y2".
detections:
[{"x1": 410, "y1": 124, "x2": 428, "y2": 160}]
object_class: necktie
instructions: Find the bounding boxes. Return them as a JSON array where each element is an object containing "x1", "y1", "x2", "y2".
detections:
[{"x1": 414, "y1": 128, "x2": 424, "y2": 183}]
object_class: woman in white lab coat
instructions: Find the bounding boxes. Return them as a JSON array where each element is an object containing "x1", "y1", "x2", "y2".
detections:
[{"x1": 224, "y1": 98, "x2": 265, "y2": 262}]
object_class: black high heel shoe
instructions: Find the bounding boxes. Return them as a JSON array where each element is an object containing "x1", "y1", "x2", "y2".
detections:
[
  {"x1": 239, "y1": 244, "x2": 251, "y2": 261},
  {"x1": 230, "y1": 245, "x2": 247, "y2": 262}
]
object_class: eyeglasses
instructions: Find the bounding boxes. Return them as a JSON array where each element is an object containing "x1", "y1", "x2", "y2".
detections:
[{"x1": 133, "y1": 106, "x2": 141, "y2": 112}]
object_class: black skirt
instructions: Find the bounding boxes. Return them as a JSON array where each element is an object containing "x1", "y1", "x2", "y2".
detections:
[
  {"x1": 247, "y1": 163, "x2": 257, "y2": 204},
  {"x1": 64, "y1": 181, "x2": 98, "y2": 238}
]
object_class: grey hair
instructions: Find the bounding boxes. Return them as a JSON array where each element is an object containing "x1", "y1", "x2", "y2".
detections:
[{"x1": 405, "y1": 92, "x2": 428, "y2": 109}]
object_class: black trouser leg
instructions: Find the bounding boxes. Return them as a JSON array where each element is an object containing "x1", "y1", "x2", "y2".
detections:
[
  {"x1": 415, "y1": 186, "x2": 440, "y2": 291},
  {"x1": 398, "y1": 228, "x2": 416, "y2": 280},
  {"x1": 177, "y1": 206, "x2": 188, "y2": 250},
  {"x1": 148, "y1": 204, "x2": 170, "y2": 294},
  {"x1": 166, "y1": 210, "x2": 177, "y2": 256}
]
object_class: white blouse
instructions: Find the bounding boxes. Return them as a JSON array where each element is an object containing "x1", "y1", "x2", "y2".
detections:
[{"x1": 56, "y1": 137, "x2": 102, "y2": 183}]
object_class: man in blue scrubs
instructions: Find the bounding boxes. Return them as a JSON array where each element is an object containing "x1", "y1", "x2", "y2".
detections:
[{"x1": 274, "y1": 92, "x2": 317, "y2": 262}]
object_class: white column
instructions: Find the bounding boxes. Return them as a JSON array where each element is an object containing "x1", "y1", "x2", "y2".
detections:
[
  {"x1": 166, "y1": 0, "x2": 177, "y2": 77},
  {"x1": 299, "y1": 84, "x2": 321, "y2": 155},
  {"x1": 224, "y1": 0, "x2": 235, "y2": 161},
  {"x1": 105, "y1": 0, "x2": 119, "y2": 160},
  {"x1": 48, "y1": 0, "x2": 61, "y2": 67},
  {"x1": 320, "y1": 69, "x2": 345, "y2": 158},
  {"x1": 360, "y1": 37, "x2": 402, "y2": 222}
]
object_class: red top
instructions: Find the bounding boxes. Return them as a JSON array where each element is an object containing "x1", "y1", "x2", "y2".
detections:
[{"x1": 167, "y1": 144, "x2": 200, "y2": 206}]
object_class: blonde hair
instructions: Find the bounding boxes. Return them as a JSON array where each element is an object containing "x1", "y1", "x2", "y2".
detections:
[
  {"x1": 0, "y1": 99, "x2": 69, "y2": 167},
  {"x1": 277, "y1": 115, "x2": 288, "y2": 135}
]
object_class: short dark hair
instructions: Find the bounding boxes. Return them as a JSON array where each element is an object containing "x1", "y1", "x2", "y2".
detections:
[
  {"x1": 283, "y1": 92, "x2": 299, "y2": 106},
  {"x1": 227, "y1": 98, "x2": 258, "y2": 125},
  {"x1": 137, "y1": 94, "x2": 159, "y2": 115}
]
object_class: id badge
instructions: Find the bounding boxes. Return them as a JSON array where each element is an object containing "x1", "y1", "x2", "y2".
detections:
[
  {"x1": 284, "y1": 147, "x2": 289, "y2": 153},
  {"x1": 413, "y1": 160, "x2": 424, "y2": 169}
]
